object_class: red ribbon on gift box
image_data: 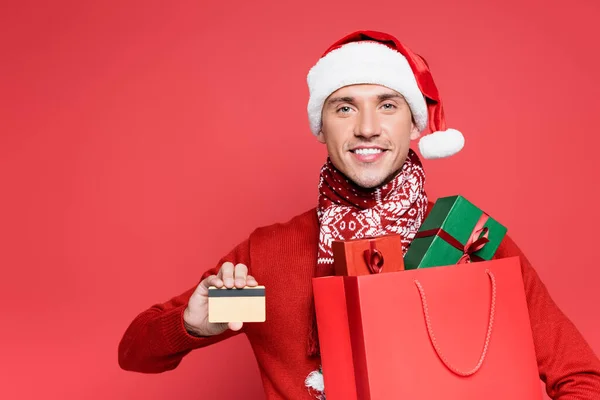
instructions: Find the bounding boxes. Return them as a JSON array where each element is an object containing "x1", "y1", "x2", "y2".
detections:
[
  {"x1": 414, "y1": 213, "x2": 490, "y2": 263},
  {"x1": 363, "y1": 240, "x2": 384, "y2": 273}
]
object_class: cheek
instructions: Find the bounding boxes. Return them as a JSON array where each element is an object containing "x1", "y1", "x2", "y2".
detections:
[
  {"x1": 387, "y1": 111, "x2": 411, "y2": 127},
  {"x1": 322, "y1": 120, "x2": 349, "y2": 149},
  {"x1": 383, "y1": 115, "x2": 413, "y2": 142},
  {"x1": 325, "y1": 138, "x2": 344, "y2": 158}
]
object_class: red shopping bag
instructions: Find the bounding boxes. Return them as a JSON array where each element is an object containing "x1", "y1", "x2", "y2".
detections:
[{"x1": 312, "y1": 256, "x2": 542, "y2": 400}]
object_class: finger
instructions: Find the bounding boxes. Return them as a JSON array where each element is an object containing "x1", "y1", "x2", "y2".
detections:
[
  {"x1": 228, "y1": 321, "x2": 243, "y2": 331},
  {"x1": 202, "y1": 274, "x2": 223, "y2": 289},
  {"x1": 216, "y1": 262, "x2": 232, "y2": 279},
  {"x1": 234, "y1": 263, "x2": 248, "y2": 288},
  {"x1": 246, "y1": 274, "x2": 258, "y2": 287},
  {"x1": 194, "y1": 275, "x2": 222, "y2": 298},
  {"x1": 220, "y1": 262, "x2": 235, "y2": 288}
]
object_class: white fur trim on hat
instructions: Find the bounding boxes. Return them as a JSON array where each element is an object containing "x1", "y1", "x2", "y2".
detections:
[
  {"x1": 418, "y1": 129, "x2": 465, "y2": 159},
  {"x1": 307, "y1": 41, "x2": 428, "y2": 135}
]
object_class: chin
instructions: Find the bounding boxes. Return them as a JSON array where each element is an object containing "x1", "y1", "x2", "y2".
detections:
[
  {"x1": 334, "y1": 156, "x2": 399, "y2": 189},
  {"x1": 348, "y1": 175, "x2": 387, "y2": 190},
  {"x1": 346, "y1": 165, "x2": 403, "y2": 189}
]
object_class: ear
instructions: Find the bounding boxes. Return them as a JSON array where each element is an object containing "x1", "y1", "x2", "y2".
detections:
[
  {"x1": 316, "y1": 130, "x2": 326, "y2": 144},
  {"x1": 409, "y1": 122, "x2": 421, "y2": 141}
]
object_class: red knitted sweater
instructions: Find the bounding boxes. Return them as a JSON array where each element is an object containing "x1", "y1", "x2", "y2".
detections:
[{"x1": 118, "y1": 206, "x2": 600, "y2": 399}]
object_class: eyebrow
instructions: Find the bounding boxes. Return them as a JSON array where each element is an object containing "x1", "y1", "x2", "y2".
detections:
[
  {"x1": 326, "y1": 93, "x2": 405, "y2": 106},
  {"x1": 378, "y1": 93, "x2": 404, "y2": 101},
  {"x1": 326, "y1": 96, "x2": 354, "y2": 105}
]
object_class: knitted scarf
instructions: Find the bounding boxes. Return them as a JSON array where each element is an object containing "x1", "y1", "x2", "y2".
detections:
[
  {"x1": 315, "y1": 148, "x2": 428, "y2": 277},
  {"x1": 305, "y1": 149, "x2": 428, "y2": 398}
]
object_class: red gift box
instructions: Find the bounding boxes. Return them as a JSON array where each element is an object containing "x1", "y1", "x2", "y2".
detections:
[
  {"x1": 312, "y1": 256, "x2": 542, "y2": 400},
  {"x1": 332, "y1": 234, "x2": 404, "y2": 276}
]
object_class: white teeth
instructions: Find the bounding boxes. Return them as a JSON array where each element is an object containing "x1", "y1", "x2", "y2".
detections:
[{"x1": 354, "y1": 148, "x2": 383, "y2": 155}]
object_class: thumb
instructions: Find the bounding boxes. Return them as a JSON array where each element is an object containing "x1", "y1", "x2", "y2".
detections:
[{"x1": 228, "y1": 321, "x2": 243, "y2": 331}]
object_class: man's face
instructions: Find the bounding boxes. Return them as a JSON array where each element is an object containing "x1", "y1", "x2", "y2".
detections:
[{"x1": 316, "y1": 84, "x2": 420, "y2": 189}]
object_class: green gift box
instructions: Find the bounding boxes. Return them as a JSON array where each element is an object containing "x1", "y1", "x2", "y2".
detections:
[{"x1": 404, "y1": 195, "x2": 508, "y2": 269}]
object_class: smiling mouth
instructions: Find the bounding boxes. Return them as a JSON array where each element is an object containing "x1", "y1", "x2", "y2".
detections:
[{"x1": 350, "y1": 148, "x2": 386, "y2": 155}]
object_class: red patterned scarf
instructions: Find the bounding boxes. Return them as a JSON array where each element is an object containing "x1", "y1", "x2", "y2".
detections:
[
  {"x1": 307, "y1": 149, "x2": 428, "y2": 356},
  {"x1": 316, "y1": 148, "x2": 428, "y2": 277}
]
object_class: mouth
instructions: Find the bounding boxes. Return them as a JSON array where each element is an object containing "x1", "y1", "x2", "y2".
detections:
[
  {"x1": 349, "y1": 147, "x2": 388, "y2": 163},
  {"x1": 350, "y1": 147, "x2": 385, "y2": 155}
]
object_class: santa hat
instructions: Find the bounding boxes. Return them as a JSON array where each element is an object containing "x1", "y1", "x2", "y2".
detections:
[{"x1": 306, "y1": 30, "x2": 464, "y2": 160}]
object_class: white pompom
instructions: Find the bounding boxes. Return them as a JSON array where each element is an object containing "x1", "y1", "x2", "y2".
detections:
[
  {"x1": 418, "y1": 128, "x2": 465, "y2": 159},
  {"x1": 305, "y1": 369, "x2": 325, "y2": 392}
]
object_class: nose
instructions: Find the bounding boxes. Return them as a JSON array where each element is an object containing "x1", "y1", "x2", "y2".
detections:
[{"x1": 354, "y1": 107, "x2": 381, "y2": 139}]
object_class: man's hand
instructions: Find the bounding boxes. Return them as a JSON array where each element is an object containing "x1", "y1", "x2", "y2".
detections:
[{"x1": 183, "y1": 262, "x2": 258, "y2": 337}]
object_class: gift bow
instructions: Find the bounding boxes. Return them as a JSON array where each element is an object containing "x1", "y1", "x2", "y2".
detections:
[
  {"x1": 363, "y1": 240, "x2": 384, "y2": 274},
  {"x1": 457, "y1": 214, "x2": 490, "y2": 263},
  {"x1": 415, "y1": 213, "x2": 490, "y2": 263}
]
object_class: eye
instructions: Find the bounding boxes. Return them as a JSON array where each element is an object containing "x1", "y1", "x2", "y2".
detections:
[
  {"x1": 382, "y1": 103, "x2": 396, "y2": 110},
  {"x1": 337, "y1": 106, "x2": 352, "y2": 113}
]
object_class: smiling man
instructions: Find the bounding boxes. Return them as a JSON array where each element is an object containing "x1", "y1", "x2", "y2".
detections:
[
  {"x1": 118, "y1": 30, "x2": 600, "y2": 399},
  {"x1": 316, "y1": 86, "x2": 420, "y2": 189}
]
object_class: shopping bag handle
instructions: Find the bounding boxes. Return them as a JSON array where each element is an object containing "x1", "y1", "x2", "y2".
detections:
[{"x1": 414, "y1": 269, "x2": 496, "y2": 377}]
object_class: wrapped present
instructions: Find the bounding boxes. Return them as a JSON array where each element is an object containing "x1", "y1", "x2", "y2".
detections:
[
  {"x1": 332, "y1": 234, "x2": 405, "y2": 276},
  {"x1": 312, "y1": 257, "x2": 542, "y2": 400},
  {"x1": 404, "y1": 195, "x2": 507, "y2": 270}
]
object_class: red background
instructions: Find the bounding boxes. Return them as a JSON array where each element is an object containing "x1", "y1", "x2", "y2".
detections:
[{"x1": 1, "y1": 1, "x2": 598, "y2": 399}]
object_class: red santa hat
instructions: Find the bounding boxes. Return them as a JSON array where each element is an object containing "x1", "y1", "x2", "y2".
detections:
[{"x1": 307, "y1": 30, "x2": 464, "y2": 160}]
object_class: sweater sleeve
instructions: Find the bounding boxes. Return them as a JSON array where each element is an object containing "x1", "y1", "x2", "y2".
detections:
[
  {"x1": 118, "y1": 237, "x2": 252, "y2": 373},
  {"x1": 496, "y1": 235, "x2": 600, "y2": 399}
]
